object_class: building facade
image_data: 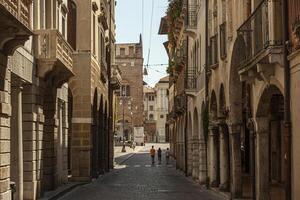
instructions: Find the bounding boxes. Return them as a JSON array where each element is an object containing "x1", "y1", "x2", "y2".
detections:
[
  {"x1": 143, "y1": 85, "x2": 156, "y2": 142},
  {"x1": 161, "y1": 0, "x2": 300, "y2": 199},
  {"x1": 0, "y1": 0, "x2": 118, "y2": 199},
  {"x1": 154, "y1": 76, "x2": 169, "y2": 143},
  {"x1": 115, "y1": 38, "x2": 144, "y2": 142}
]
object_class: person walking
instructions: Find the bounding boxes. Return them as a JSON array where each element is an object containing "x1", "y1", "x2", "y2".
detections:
[
  {"x1": 150, "y1": 146, "x2": 156, "y2": 165},
  {"x1": 157, "y1": 148, "x2": 162, "y2": 165},
  {"x1": 166, "y1": 148, "x2": 170, "y2": 165}
]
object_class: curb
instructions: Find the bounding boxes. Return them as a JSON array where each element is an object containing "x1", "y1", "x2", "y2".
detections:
[{"x1": 39, "y1": 182, "x2": 87, "y2": 200}]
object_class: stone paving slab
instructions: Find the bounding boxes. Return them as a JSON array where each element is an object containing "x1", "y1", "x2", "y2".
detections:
[{"x1": 58, "y1": 143, "x2": 225, "y2": 200}]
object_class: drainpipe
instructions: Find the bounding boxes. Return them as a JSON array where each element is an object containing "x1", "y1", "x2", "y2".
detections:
[
  {"x1": 204, "y1": 0, "x2": 209, "y2": 187},
  {"x1": 184, "y1": 36, "x2": 189, "y2": 176},
  {"x1": 282, "y1": 0, "x2": 291, "y2": 200},
  {"x1": 108, "y1": 0, "x2": 113, "y2": 170}
]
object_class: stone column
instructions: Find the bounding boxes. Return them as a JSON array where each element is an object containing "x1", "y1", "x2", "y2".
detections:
[
  {"x1": 22, "y1": 84, "x2": 39, "y2": 199},
  {"x1": 255, "y1": 117, "x2": 270, "y2": 200},
  {"x1": 228, "y1": 123, "x2": 242, "y2": 198},
  {"x1": 187, "y1": 138, "x2": 193, "y2": 176},
  {"x1": 56, "y1": 101, "x2": 63, "y2": 186},
  {"x1": 209, "y1": 124, "x2": 219, "y2": 187},
  {"x1": 11, "y1": 83, "x2": 23, "y2": 200},
  {"x1": 0, "y1": 56, "x2": 11, "y2": 199},
  {"x1": 192, "y1": 137, "x2": 199, "y2": 180},
  {"x1": 219, "y1": 123, "x2": 230, "y2": 191},
  {"x1": 61, "y1": 102, "x2": 69, "y2": 184},
  {"x1": 198, "y1": 138, "x2": 207, "y2": 184}
]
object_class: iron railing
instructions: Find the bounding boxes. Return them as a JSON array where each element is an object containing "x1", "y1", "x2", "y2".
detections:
[
  {"x1": 237, "y1": 0, "x2": 283, "y2": 68},
  {"x1": 186, "y1": 5, "x2": 197, "y2": 29},
  {"x1": 186, "y1": 63, "x2": 196, "y2": 90}
]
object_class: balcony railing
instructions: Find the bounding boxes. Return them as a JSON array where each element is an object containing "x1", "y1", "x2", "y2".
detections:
[
  {"x1": 0, "y1": 0, "x2": 31, "y2": 28},
  {"x1": 186, "y1": 5, "x2": 197, "y2": 29},
  {"x1": 34, "y1": 29, "x2": 74, "y2": 79},
  {"x1": 237, "y1": 0, "x2": 283, "y2": 68},
  {"x1": 186, "y1": 64, "x2": 196, "y2": 90}
]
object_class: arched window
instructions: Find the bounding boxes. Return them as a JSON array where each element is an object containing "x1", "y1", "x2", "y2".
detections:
[{"x1": 149, "y1": 114, "x2": 154, "y2": 120}]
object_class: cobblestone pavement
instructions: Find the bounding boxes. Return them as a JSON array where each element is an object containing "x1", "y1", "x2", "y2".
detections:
[{"x1": 59, "y1": 143, "x2": 224, "y2": 200}]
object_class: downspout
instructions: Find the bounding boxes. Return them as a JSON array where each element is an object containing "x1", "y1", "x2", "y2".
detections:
[
  {"x1": 108, "y1": 0, "x2": 113, "y2": 170},
  {"x1": 204, "y1": 0, "x2": 209, "y2": 187},
  {"x1": 282, "y1": 0, "x2": 291, "y2": 199},
  {"x1": 184, "y1": 36, "x2": 189, "y2": 176}
]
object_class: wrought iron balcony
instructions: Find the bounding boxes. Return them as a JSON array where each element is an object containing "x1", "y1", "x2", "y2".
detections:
[
  {"x1": 110, "y1": 64, "x2": 122, "y2": 90},
  {"x1": 0, "y1": 0, "x2": 32, "y2": 54},
  {"x1": 183, "y1": 1, "x2": 197, "y2": 38},
  {"x1": 237, "y1": 0, "x2": 283, "y2": 72},
  {"x1": 185, "y1": 66, "x2": 197, "y2": 96},
  {"x1": 34, "y1": 29, "x2": 74, "y2": 85}
]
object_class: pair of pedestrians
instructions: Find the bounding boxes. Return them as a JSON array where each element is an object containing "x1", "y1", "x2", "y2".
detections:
[{"x1": 150, "y1": 146, "x2": 170, "y2": 165}]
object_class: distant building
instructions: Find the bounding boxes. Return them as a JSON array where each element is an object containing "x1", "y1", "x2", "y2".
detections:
[
  {"x1": 143, "y1": 86, "x2": 156, "y2": 142},
  {"x1": 115, "y1": 36, "x2": 144, "y2": 141},
  {"x1": 154, "y1": 76, "x2": 169, "y2": 142}
]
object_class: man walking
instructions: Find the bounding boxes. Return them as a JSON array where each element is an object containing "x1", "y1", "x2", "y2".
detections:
[
  {"x1": 150, "y1": 146, "x2": 156, "y2": 165},
  {"x1": 166, "y1": 148, "x2": 170, "y2": 165},
  {"x1": 157, "y1": 148, "x2": 162, "y2": 165}
]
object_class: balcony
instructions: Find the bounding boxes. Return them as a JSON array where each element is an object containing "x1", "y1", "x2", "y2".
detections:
[
  {"x1": 174, "y1": 94, "x2": 186, "y2": 114},
  {"x1": 0, "y1": 0, "x2": 32, "y2": 55},
  {"x1": 185, "y1": 64, "x2": 197, "y2": 97},
  {"x1": 99, "y1": 1, "x2": 108, "y2": 30},
  {"x1": 237, "y1": 0, "x2": 283, "y2": 81},
  {"x1": 34, "y1": 29, "x2": 74, "y2": 85},
  {"x1": 184, "y1": 4, "x2": 198, "y2": 38},
  {"x1": 110, "y1": 64, "x2": 122, "y2": 90}
]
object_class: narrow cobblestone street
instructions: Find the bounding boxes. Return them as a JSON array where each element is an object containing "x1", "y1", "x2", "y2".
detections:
[{"x1": 59, "y1": 144, "x2": 224, "y2": 200}]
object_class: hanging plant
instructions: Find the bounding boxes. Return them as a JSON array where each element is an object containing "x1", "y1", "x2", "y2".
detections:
[{"x1": 166, "y1": 0, "x2": 183, "y2": 48}]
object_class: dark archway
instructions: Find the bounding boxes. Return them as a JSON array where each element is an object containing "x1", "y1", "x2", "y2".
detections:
[
  {"x1": 218, "y1": 84, "x2": 231, "y2": 192},
  {"x1": 104, "y1": 101, "x2": 109, "y2": 172},
  {"x1": 98, "y1": 95, "x2": 104, "y2": 174},
  {"x1": 199, "y1": 102, "x2": 208, "y2": 184},
  {"x1": 67, "y1": 88, "x2": 73, "y2": 176},
  {"x1": 91, "y1": 89, "x2": 98, "y2": 178},
  {"x1": 209, "y1": 90, "x2": 220, "y2": 187},
  {"x1": 255, "y1": 85, "x2": 286, "y2": 200},
  {"x1": 228, "y1": 35, "x2": 247, "y2": 198}
]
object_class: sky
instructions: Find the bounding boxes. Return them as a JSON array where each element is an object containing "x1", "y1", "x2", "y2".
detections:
[{"x1": 116, "y1": 0, "x2": 169, "y2": 87}]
